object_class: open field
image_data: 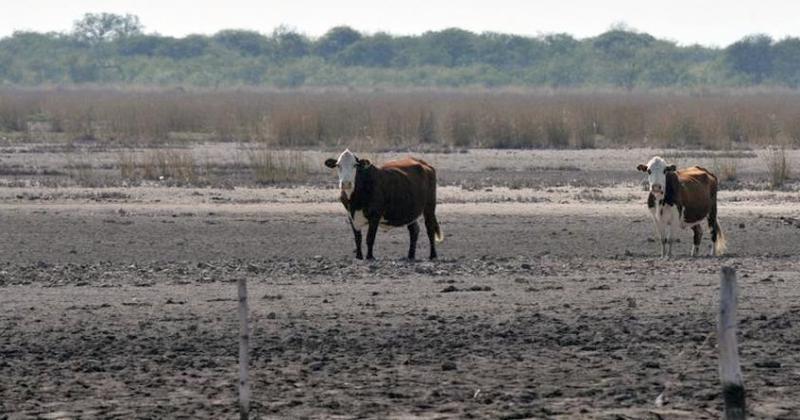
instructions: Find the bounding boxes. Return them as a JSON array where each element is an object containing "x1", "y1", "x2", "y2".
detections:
[
  {"x1": 2, "y1": 143, "x2": 800, "y2": 419},
  {"x1": 0, "y1": 141, "x2": 797, "y2": 189}
]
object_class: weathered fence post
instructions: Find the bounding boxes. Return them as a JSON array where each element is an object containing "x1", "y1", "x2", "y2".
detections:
[
  {"x1": 719, "y1": 266, "x2": 745, "y2": 420},
  {"x1": 238, "y1": 278, "x2": 251, "y2": 420}
]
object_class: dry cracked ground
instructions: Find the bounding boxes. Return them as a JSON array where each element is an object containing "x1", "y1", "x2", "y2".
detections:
[{"x1": 1, "y1": 147, "x2": 800, "y2": 419}]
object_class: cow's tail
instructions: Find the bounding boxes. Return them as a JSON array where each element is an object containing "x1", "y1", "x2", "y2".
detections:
[
  {"x1": 713, "y1": 220, "x2": 727, "y2": 256},
  {"x1": 434, "y1": 219, "x2": 444, "y2": 243},
  {"x1": 709, "y1": 178, "x2": 727, "y2": 256}
]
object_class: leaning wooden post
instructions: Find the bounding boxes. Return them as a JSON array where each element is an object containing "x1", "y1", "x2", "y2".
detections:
[
  {"x1": 238, "y1": 278, "x2": 251, "y2": 420},
  {"x1": 719, "y1": 266, "x2": 745, "y2": 420}
]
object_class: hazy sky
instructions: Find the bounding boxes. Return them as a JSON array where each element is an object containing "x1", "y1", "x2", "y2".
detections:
[{"x1": 3, "y1": 0, "x2": 799, "y2": 47}]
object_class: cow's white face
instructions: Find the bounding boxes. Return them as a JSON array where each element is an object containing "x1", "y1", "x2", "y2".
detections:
[
  {"x1": 324, "y1": 149, "x2": 359, "y2": 198},
  {"x1": 637, "y1": 156, "x2": 675, "y2": 198}
]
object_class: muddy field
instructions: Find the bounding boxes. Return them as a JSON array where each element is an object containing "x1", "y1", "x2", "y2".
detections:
[{"x1": 2, "y1": 146, "x2": 800, "y2": 419}]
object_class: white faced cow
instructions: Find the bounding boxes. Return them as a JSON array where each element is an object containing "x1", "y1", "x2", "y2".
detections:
[
  {"x1": 637, "y1": 156, "x2": 727, "y2": 258},
  {"x1": 324, "y1": 149, "x2": 443, "y2": 260}
]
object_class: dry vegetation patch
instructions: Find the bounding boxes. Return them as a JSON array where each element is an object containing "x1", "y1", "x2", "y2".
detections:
[
  {"x1": 3, "y1": 88, "x2": 800, "y2": 150},
  {"x1": 764, "y1": 147, "x2": 791, "y2": 188},
  {"x1": 245, "y1": 148, "x2": 311, "y2": 184}
]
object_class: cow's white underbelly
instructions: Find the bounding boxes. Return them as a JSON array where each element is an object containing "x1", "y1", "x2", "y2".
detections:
[
  {"x1": 681, "y1": 218, "x2": 704, "y2": 229},
  {"x1": 652, "y1": 203, "x2": 705, "y2": 230}
]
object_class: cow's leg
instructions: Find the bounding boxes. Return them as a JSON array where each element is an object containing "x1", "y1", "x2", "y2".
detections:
[
  {"x1": 650, "y1": 218, "x2": 666, "y2": 258},
  {"x1": 365, "y1": 219, "x2": 379, "y2": 260},
  {"x1": 662, "y1": 205, "x2": 680, "y2": 258},
  {"x1": 691, "y1": 225, "x2": 703, "y2": 257},
  {"x1": 708, "y1": 219, "x2": 718, "y2": 256},
  {"x1": 653, "y1": 216, "x2": 667, "y2": 258},
  {"x1": 667, "y1": 217, "x2": 681, "y2": 258},
  {"x1": 650, "y1": 204, "x2": 665, "y2": 258},
  {"x1": 664, "y1": 221, "x2": 673, "y2": 258},
  {"x1": 407, "y1": 221, "x2": 419, "y2": 260},
  {"x1": 423, "y1": 212, "x2": 438, "y2": 260},
  {"x1": 351, "y1": 224, "x2": 363, "y2": 260}
]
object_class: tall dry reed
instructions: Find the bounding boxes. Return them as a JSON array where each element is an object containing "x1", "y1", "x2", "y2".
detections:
[{"x1": 3, "y1": 87, "x2": 800, "y2": 149}]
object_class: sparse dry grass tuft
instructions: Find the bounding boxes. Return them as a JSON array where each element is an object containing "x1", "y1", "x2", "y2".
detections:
[
  {"x1": 144, "y1": 149, "x2": 198, "y2": 182},
  {"x1": 574, "y1": 188, "x2": 617, "y2": 202},
  {"x1": 765, "y1": 147, "x2": 791, "y2": 189},
  {"x1": 116, "y1": 149, "x2": 200, "y2": 183},
  {"x1": 712, "y1": 158, "x2": 739, "y2": 183},
  {"x1": 246, "y1": 148, "x2": 310, "y2": 184},
  {"x1": 64, "y1": 153, "x2": 96, "y2": 185},
  {"x1": 117, "y1": 150, "x2": 138, "y2": 180}
]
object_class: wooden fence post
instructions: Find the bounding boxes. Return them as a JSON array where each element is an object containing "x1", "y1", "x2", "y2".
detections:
[
  {"x1": 719, "y1": 266, "x2": 745, "y2": 420},
  {"x1": 238, "y1": 278, "x2": 251, "y2": 420}
]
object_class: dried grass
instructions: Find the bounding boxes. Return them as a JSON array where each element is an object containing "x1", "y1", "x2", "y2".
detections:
[
  {"x1": 116, "y1": 148, "x2": 199, "y2": 183},
  {"x1": 764, "y1": 147, "x2": 791, "y2": 188},
  {"x1": 246, "y1": 148, "x2": 309, "y2": 184},
  {"x1": 712, "y1": 158, "x2": 739, "y2": 183},
  {"x1": 3, "y1": 87, "x2": 800, "y2": 149}
]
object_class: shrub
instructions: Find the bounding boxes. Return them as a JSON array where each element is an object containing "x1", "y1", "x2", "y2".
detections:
[{"x1": 765, "y1": 147, "x2": 790, "y2": 189}]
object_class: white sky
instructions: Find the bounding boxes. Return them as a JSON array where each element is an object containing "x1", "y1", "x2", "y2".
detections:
[{"x1": 2, "y1": 0, "x2": 799, "y2": 47}]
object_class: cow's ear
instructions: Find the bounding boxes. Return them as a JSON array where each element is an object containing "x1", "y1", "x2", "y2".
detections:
[
  {"x1": 665, "y1": 165, "x2": 677, "y2": 173},
  {"x1": 358, "y1": 159, "x2": 372, "y2": 168},
  {"x1": 324, "y1": 158, "x2": 337, "y2": 168},
  {"x1": 637, "y1": 164, "x2": 648, "y2": 172}
]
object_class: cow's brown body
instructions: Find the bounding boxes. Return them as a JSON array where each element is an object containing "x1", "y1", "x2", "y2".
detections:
[
  {"x1": 648, "y1": 166, "x2": 718, "y2": 224},
  {"x1": 644, "y1": 163, "x2": 726, "y2": 256},
  {"x1": 340, "y1": 157, "x2": 442, "y2": 260}
]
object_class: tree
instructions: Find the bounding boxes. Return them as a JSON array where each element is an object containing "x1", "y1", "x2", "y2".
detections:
[
  {"x1": 338, "y1": 33, "x2": 396, "y2": 67},
  {"x1": 544, "y1": 33, "x2": 579, "y2": 55},
  {"x1": 67, "y1": 53, "x2": 99, "y2": 82},
  {"x1": 213, "y1": 30, "x2": 268, "y2": 56},
  {"x1": 425, "y1": 28, "x2": 477, "y2": 66},
  {"x1": 73, "y1": 13, "x2": 143, "y2": 44},
  {"x1": 593, "y1": 29, "x2": 655, "y2": 60},
  {"x1": 116, "y1": 35, "x2": 162, "y2": 56},
  {"x1": 725, "y1": 34, "x2": 773, "y2": 83},
  {"x1": 476, "y1": 33, "x2": 542, "y2": 68},
  {"x1": 152, "y1": 35, "x2": 210, "y2": 59},
  {"x1": 771, "y1": 37, "x2": 800, "y2": 87},
  {"x1": 315, "y1": 26, "x2": 361, "y2": 59},
  {"x1": 271, "y1": 26, "x2": 310, "y2": 61}
]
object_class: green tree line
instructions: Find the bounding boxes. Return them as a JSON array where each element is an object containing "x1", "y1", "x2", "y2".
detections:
[{"x1": 1, "y1": 13, "x2": 798, "y2": 88}]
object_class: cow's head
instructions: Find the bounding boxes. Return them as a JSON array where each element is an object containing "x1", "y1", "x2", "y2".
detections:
[
  {"x1": 324, "y1": 149, "x2": 371, "y2": 198},
  {"x1": 637, "y1": 156, "x2": 676, "y2": 197}
]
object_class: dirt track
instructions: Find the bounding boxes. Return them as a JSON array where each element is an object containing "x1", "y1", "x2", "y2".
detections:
[{"x1": 2, "y1": 183, "x2": 800, "y2": 419}]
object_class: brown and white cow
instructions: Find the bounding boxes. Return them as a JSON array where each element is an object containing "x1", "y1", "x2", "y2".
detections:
[
  {"x1": 324, "y1": 149, "x2": 443, "y2": 260},
  {"x1": 637, "y1": 156, "x2": 727, "y2": 258}
]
